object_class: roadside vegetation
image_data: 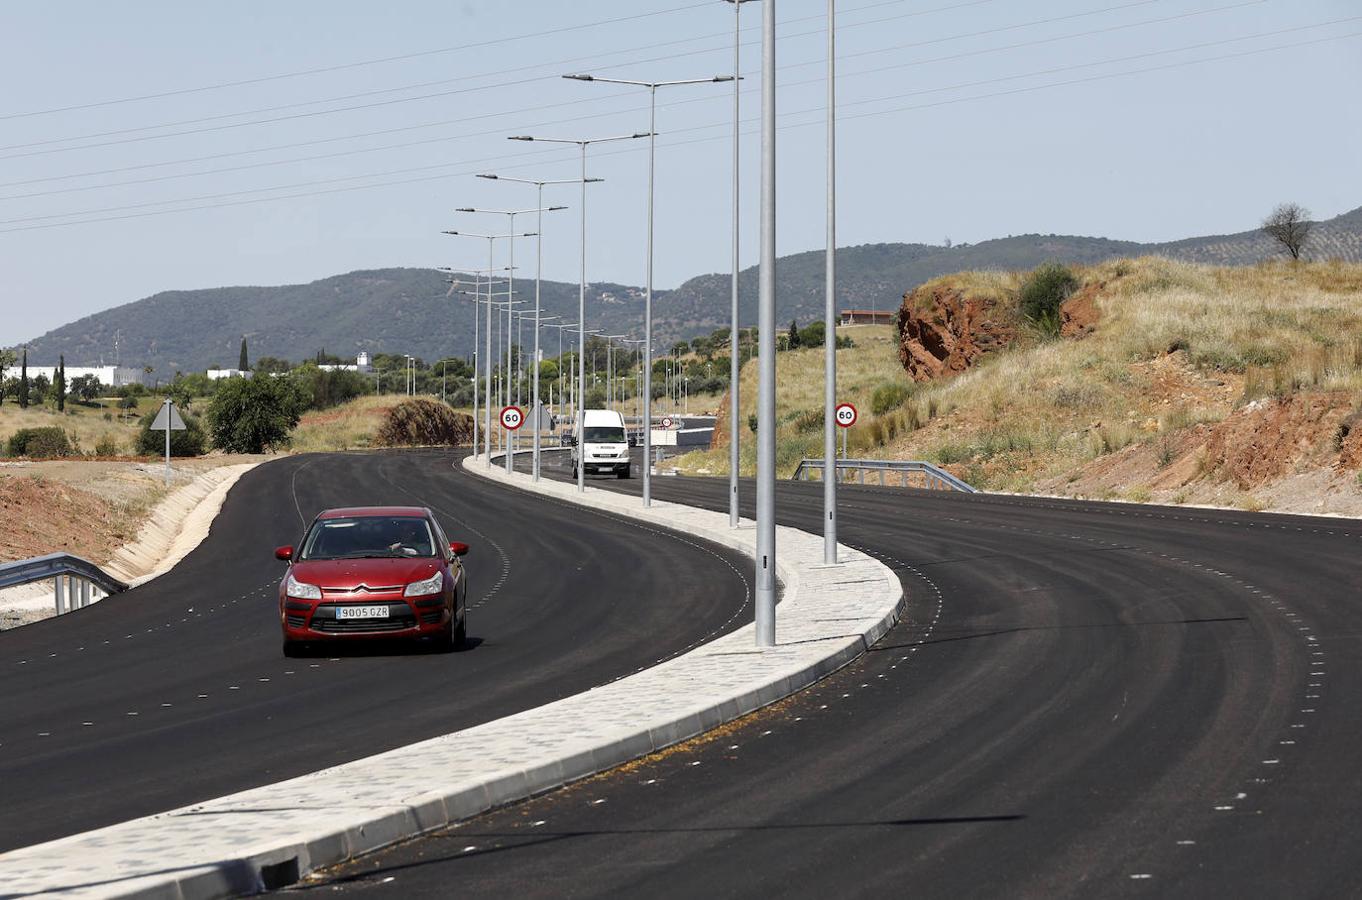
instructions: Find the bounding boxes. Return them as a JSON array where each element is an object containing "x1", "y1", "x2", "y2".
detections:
[{"x1": 677, "y1": 257, "x2": 1362, "y2": 514}]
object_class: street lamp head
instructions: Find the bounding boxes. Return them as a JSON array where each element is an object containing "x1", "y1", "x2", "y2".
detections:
[
  {"x1": 547, "y1": 205, "x2": 569, "y2": 211},
  {"x1": 476, "y1": 173, "x2": 498, "y2": 180},
  {"x1": 563, "y1": 74, "x2": 594, "y2": 82},
  {"x1": 713, "y1": 75, "x2": 737, "y2": 82},
  {"x1": 508, "y1": 135, "x2": 535, "y2": 141},
  {"x1": 455, "y1": 207, "x2": 476, "y2": 213}
]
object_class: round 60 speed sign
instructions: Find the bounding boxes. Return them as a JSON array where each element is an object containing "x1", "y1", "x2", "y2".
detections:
[
  {"x1": 500, "y1": 405, "x2": 524, "y2": 431},
  {"x1": 835, "y1": 402, "x2": 858, "y2": 429}
]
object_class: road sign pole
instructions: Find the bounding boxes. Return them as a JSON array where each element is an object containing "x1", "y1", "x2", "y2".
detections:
[{"x1": 164, "y1": 401, "x2": 171, "y2": 485}]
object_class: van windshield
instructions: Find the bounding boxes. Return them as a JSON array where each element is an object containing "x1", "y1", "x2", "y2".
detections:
[{"x1": 583, "y1": 426, "x2": 626, "y2": 443}]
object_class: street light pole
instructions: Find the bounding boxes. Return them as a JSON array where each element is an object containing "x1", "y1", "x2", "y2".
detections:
[
  {"x1": 823, "y1": 0, "x2": 839, "y2": 566},
  {"x1": 563, "y1": 74, "x2": 730, "y2": 507},
  {"x1": 725, "y1": 0, "x2": 755, "y2": 528},
  {"x1": 477, "y1": 175, "x2": 595, "y2": 482},
  {"x1": 509, "y1": 132, "x2": 646, "y2": 493},
  {"x1": 755, "y1": 0, "x2": 777, "y2": 647},
  {"x1": 442, "y1": 229, "x2": 535, "y2": 466}
]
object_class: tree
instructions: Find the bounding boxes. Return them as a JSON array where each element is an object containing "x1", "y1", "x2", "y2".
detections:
[
  {"x1": 69, "y1": 374, "x2": 102, "y2": 403},
  {"x1": 239, "y1": 337, "x2": 250, "y2": 371},
  {"x1": 1261, "y1": 202, "x2": 1313, "y2": 260},
  {"x1": 54, "y1": 355, "x2": 66, "y2": 411},
  {"x1": 0, "y1": 349, "x2": 14, "y2": 405},
  {"x1": 206, "y1": 374, "x2": 307, "y2": 453},
  {"x1": 787, "y1": 318, "x2": 801, "y2": 349},
  {"x1": 18, "y1": 349, "x2": 29, "y2": 408}
]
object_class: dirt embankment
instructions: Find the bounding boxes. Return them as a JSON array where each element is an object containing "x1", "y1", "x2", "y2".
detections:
[{"x1": 895, "y1": 282, "x2": 1099, "y2": 382}]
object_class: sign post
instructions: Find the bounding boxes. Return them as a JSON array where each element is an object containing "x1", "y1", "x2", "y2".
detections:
[
  {"x1": 151, "y1": 398, "x2": 187, "y2": 485},
  {"x1": 834, "y1": 401, "x2": 856, "y2": 478},
  {"x1": 500, "y1": 406, "x2": 524, "y2": 474}
]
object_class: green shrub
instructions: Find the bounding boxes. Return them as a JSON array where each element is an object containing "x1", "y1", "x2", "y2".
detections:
[
  {"x1": 137, "y1": 411, "x2": 207, "y2": 457},
  {"x1": 6, "y1": 427, "x2": 73, "y2": 458},
  {"x1": 871, "y1": 382, "x2": 912, "y2": 416},
  {"x1": 206, "y1": 375, "x2": 308, "y2": 453},
  {"x1": 94, "y1": 435, "x2": 121, "y2": 457},
  {"x1": 1019, "y1": 262, "x2": 1078, "y2": 337}
]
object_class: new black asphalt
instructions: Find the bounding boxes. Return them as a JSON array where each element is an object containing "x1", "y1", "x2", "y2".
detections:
[
  {"x1": 304, "y1": 448, "x2": 1362, "y2": 898},
  {"x1": 0, "y1": 449, "x2": 752, "y2": 853}
]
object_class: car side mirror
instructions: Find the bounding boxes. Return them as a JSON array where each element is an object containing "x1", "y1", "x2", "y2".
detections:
[
  {"x1": 449, "y1": 541, "x2": 470, "y2": 558},
  {"x1": 275, "y1": 545, "x2": 294, "y2": 561}
]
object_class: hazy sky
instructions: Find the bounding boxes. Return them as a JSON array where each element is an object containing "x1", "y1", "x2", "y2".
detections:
[{"x1": 3, "y1": 0, "x2": 1358, "y2": 343}]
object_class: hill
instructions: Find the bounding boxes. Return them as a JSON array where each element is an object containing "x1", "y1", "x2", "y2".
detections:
[
  {"x1": 678, "y1": 256, "x2": 1362, "y2": 516},
  {"x1": 14, "y1": 205, "x2": 1361, "y2": 374}
]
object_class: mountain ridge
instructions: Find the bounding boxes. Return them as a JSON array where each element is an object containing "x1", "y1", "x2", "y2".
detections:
[{"x1": 14, "y1": 205, "x2": 1361, "y2": 374}]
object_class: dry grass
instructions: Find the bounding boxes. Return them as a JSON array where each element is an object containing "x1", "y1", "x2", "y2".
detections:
[
  {"x1": 291, "y1": 394, "x2": 474, "y2": 452},
  {"x1": 0, "y1": 397, "x2": 158, "y2": 457},
  {"x1": 676, "y1": 257, "x2": 1362, "y2": 493}
]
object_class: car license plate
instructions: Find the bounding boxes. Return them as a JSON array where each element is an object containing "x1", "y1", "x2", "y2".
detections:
[{"x1": 337, "y1": 605, "x2": 389, "y2": 620}]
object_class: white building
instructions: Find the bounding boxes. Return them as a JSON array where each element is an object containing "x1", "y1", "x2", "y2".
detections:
[
  {"x1": 205, "y1": 368, "x2": 251, "y2": 380},
  {"x1": 317, "y1": 351, "x2": 372, "y2": 374},
  {"x1": 21, "y1": 365, "x2": 145, "y2": 387}
]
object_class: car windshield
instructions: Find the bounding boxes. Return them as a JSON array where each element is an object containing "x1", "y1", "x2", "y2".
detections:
[
  {"x1": 583, "y1": 426, "x2": 626, "y2": 443},
  {"x1": 300, "y1": 516, "x2": 436, "y2": 560}
]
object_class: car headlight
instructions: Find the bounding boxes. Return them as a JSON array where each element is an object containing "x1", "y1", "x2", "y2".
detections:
[
  {"x1": 404, "y1": 571, "x2": 444, "y2": 598},
  {"x1": 285, "y1": 573, "x2": 322, "y2": 600}
]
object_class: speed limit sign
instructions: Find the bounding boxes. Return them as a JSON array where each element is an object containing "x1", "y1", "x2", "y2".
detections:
[
  {"x1": 835, "y1": 402, "x2": 857, "y2": 428},
  {"x1": 500, "y1": 405, "x2": 524, "y2": 431},
  {"x1": 661, "y1": 416, "x2": 674, "y2": 429}
]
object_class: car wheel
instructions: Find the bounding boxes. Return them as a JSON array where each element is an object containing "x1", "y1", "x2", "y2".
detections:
[
  {"x1": 282, "y1": 640, "x2": 306, "y2": 658},
  {"x1": 432, "y1": 617, "x2": 456, "y2": 653},
  {"x1": 455, "y1": 611, "x2": 467, "y2": 646},
  {"x1": 618, "y1": 466, "x2": 631, "y2": 479}
]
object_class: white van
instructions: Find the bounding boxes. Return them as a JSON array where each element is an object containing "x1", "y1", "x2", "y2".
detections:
[{"x1": 572, "y1": 409, "x2": 631, "y2": 479}]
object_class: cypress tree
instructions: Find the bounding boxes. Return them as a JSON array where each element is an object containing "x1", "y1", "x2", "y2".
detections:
[
  {"x1": 239, "y1": 337, "x2": 249, "y2": 371},
  {"x1": 55, "y1": 355, "x2": 66, "y2": 411},
  {"x1": 788, "y1": 318, "x2": 801, "y2": 349},
  {"x1": 18, "y1": 349, "x2": 29, "y2": 408}
]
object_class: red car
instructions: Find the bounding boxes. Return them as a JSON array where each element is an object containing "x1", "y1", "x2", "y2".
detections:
[{"x1": 275, "y1": 506, "x2": 469, "y2": 657}]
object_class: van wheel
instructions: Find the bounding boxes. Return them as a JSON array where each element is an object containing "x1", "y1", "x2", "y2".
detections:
[{"x1": 618, "y1": 466, "x2": 631, "y2": 479}]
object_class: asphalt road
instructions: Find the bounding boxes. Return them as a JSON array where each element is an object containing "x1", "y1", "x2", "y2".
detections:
[
  {"x1": 305, "y1": 448, "x2": 1362, "y2": 898},
  {"x1": 0, "y1": 449, "x2": 752, "y2": 853}
]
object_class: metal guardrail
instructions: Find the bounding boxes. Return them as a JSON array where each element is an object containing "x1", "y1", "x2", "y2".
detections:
[
  {"x1": 792, "y1": 458, "x2": 978, "y2": 493},
  {"x1": 0, "y1": 553, "x2": 128, "y2": 616}
]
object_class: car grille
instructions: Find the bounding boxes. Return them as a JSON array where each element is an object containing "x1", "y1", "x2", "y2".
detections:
[
  {"x1": 286, "y1": 614, "x2": 306, "y2": 628},
  {"x1": 310, "y1": 603, "x2": 416, "y2": 633}
]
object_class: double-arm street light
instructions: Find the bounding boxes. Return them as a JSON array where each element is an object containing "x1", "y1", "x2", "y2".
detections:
[
  {"x1": 441, "y1": 228, "x2": 535, "y2": 467},
  {"x1": 455, "y1": 206, "x2": 564, "y2": 474},
  {"x1": 563, "y1": 73, "x2": 732, "y2": 508},
  {"x1": 478, "y1": 173, "x2": 596, "y2": 482},
  {"x1": 443, "y1": 263, "x2": 515, "y2": 459},
  {"x1": 508, "y1": 131, "x2": 648, "y2": 493}
]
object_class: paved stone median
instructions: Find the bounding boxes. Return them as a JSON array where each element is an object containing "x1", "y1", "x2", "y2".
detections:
[{"x1": 0, "y1": 455, "x2": 903, "y2": 898}]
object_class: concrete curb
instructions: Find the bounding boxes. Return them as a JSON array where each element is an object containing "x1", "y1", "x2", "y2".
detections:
[
  {"x1": 0, "y1": 463, "x2": 259, "y2": 627},
  {"x1": 0, "y1": 454, "x2": 903, "y2": 898}
]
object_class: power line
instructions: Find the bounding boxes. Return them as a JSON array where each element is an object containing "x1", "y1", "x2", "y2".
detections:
[
  {"x1": 0, "y1": 2, "x2": 715, "y2": 121},
  {"x1": 0, "y1": 0, "x2": 1134, "y2": 158},
  {"x1": 0, "y1": 5, "x2": 1331, "y2": 208},
  {"x1": 2, "y1": 28, "x2": 1354, "y2": 235},
  {"x1": 0, "y1": 0, "x2": 1261, "y2": 199}
]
